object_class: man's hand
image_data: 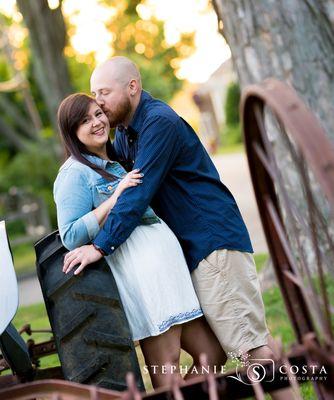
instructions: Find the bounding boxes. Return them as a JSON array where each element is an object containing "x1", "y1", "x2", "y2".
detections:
[{"x1": 63, "y1": 244, "x2": 103, "y2": 275}]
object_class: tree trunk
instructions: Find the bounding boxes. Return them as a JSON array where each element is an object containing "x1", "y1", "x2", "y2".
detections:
[
  {"x1": 16, "y1": 0, "x2": 73, "y2": 131},
  {"x1": 212, "y1": 0, "x2": 334, "y2": 138},
  {"x1": 212, "y1": 1, "x2": 334, "y2": 281},
  {"x1": 0, "y1": 116, "x2": 28, "y2": 152}
]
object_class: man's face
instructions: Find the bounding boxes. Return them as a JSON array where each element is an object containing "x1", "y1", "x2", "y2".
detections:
[{"x1": 90, "y1": 72, "x2": 132, "y2": 128}]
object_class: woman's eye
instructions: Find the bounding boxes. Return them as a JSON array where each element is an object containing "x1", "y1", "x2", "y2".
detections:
[{"x1": 82, "y1": 118, "x2": 89, "y2": 124}]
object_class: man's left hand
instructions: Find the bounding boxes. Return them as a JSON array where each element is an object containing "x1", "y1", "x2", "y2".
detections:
[{"x1": 63, "y1": 244, "x2": 103, "y2": 275}]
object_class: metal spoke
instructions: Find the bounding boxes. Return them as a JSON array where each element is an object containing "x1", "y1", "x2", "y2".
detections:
[{"x1": 265, "y1": 196, "x2": 327, "y2": 335}]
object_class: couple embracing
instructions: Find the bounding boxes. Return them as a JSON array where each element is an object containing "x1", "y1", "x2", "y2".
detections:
[{"x1": 54, "y1": 56, "x2": 275, "y2": 389}]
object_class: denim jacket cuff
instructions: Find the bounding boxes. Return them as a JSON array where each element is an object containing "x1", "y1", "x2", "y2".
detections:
[{"x1": 81, "y1": 211, "x2": 100, "y2": 240}]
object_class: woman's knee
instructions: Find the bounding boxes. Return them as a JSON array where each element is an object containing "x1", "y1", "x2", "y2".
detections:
[{"x1": 141, "y1": 325, "x2": 182, "y2": 365}]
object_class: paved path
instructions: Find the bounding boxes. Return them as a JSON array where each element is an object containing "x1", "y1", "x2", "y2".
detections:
[
  {"x1": 18, "y1": 274, "x2": 44, "y2": 307},
  {"x1": 18, "y1": 152, "x2": 267, "y2": 306},
  {"x1": 212, "y1": 152, "x2": 267, "y2": 254}
]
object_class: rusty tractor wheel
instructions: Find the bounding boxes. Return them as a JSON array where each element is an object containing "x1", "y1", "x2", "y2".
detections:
[
  {"x1": 241, "y1": 79, "x2": 334, "y2": 397},
  {"x1": 34, "y1": 231, "x2": 145, "y2": 392}
]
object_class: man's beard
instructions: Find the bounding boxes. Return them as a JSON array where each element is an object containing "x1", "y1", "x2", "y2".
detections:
[{"x1": 105, "y1": 96, "x2": 132, "y2": 128}]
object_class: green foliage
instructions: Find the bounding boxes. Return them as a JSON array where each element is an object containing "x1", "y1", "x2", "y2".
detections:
[
  {"x1": 67, "y1": 55, "x2": 94, "y2": 93},
  {"x1": 103, "y1": 0, "x2": 194, "y2": 102},
  {"x1": 0, "y1": 0, "x2": 196, "y2": 240},
  {"x1": 225, "y1": 81, "x2": 241, "y2": 126},
  {"x1": 221, "y1": 123, "x2": 242, "y2": 146},
  {"x1": 0, "y1": 140, "x2": 60, "y2": 226},
  {"x1": 220, "y1": 82, "x2": 242, "y2": 148}
]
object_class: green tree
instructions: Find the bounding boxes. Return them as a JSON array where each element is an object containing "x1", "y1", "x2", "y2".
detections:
[
  {"x1": 103, "y1": 0, "x2": 194, "y2": 102},
  {"x1": 224, "y1": 81, "x2": 240, "y2": 126}
]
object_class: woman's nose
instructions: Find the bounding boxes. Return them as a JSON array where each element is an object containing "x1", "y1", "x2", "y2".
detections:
[{"x1": 92, "y1": 116, "x2": 101, "y2": 126}]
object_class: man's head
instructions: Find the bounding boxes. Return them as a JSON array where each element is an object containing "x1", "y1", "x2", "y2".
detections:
[{"x1": 90, "y1": 56, "x2": 142, "y2": 128}]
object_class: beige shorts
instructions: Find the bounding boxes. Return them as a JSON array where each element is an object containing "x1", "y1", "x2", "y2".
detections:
[{"x1": 191, "y1": 249, "x2": 269, "y2": 357}]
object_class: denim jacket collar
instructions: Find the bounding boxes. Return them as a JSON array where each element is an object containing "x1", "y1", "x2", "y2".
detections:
[{"x1": 82, "y1": 153, "x2": 118, "y2": 170}]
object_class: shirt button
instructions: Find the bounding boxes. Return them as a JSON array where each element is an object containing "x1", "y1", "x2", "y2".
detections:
[
  {"x1": 107, "y1": 185, "x2": 112, "y2": 190},
  {"x1": 111, "y1": 246, "x2": 115, "y2": 250},
  {"x1": 132, "y1": 160, "x2": 135, "y2": 164}
]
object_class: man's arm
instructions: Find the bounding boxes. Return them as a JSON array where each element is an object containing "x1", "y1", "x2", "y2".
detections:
[{"x1": 93, "y1": 115, "x2": 180, "y2": 254}]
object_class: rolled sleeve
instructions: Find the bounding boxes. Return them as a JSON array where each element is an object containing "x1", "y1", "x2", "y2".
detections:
[
  {"x1": 81, "y1": 210, "x2": 100, "y2": 240},
  {"x1": 54, "y1": 167, "x2": 96, "y2": 250}
]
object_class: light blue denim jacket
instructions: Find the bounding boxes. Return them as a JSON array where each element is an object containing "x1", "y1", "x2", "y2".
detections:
[{"x1": 53, "y1": 154, "x2": 159, "y2": 250}]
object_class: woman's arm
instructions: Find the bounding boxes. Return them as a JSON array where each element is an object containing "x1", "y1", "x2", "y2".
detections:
[
  {"x1": 93, "y1": 169, "x2": 143, "y2": 226},
  {"x1": 54, "y1": 167, "x2": 142, "y2": 250}
]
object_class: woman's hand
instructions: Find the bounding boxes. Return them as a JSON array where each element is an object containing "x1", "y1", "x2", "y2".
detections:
[
  {"x1": 63, "y1": 244, "x2": 103, "y2": 275},
  {"x1": 114, "y1": 169, "x2": 143, "y2": 197}
]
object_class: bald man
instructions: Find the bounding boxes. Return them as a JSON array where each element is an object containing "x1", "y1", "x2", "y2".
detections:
[{"x1": 64, "y1": 56, "x2": 277, "y2": 368}]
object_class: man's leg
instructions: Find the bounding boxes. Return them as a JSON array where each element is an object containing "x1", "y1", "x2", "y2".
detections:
[{"x1": 191, "y1": 250, "x2": 294, "y2": 399}]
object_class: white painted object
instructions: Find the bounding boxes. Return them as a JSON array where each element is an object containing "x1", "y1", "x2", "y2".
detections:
[{"x1": 0, "y1": 220, "x2": 18, "y2": 335}]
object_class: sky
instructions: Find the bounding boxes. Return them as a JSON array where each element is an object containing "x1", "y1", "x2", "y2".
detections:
[{"x1": 0, "y1": 0, "x2": 231, "y2": 83}]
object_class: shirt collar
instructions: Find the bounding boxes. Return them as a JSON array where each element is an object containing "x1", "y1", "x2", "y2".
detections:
[
  {"x1": 82, "y1": 153, "x2": 117, "y2": 169},
  {"x1": 117, "y1": 90, "x2": 152, "y2": 134}
]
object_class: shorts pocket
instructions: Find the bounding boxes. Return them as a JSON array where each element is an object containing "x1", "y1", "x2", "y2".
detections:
[{"x1": 200, "y1": 251, "x2": 221, "y2": 275}]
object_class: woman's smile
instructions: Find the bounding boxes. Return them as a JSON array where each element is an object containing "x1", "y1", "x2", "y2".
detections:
[
  {"x1": 92, "y1": 126, "x2": 106, "y2": 136},
  {"x1": 76, "y1": 102, "x2": 110, "y2": 157}
]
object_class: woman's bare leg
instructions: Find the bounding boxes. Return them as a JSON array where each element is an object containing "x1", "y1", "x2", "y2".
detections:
[
  {"x1": 139, "y1": 325, "x2": 183, "y2": 388},
  {"x1": 181, "y1": 317, "x2": 227, "y2": 380}
]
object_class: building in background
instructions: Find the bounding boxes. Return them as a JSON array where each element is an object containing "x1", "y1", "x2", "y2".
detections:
[{"x1": 193, "y1": 58, "x2": 236, "y2": 153}]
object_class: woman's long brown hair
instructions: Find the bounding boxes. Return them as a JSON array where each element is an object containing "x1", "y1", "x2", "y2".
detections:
[{"x1": 57, "y1": 93, "x2": 117, "y2": 181}]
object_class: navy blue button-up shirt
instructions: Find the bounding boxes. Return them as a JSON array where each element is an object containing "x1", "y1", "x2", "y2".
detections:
[{"x1": 93, "y1": 91, "x2": 253, "y2": 272}]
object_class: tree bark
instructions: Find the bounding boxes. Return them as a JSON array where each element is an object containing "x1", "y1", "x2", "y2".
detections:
[
  {"x1": 212, "y1": 0, "x2": 334, "y2": 138},
  {"x1": 16, "y1": 0, "x2": 73, "y2": 130},
  {"x1": 212, "y1": 0, "x2": 334, "y2": 281},
  {"x1": 0, "y1": 116, "x2": 28, "y2": 151}
]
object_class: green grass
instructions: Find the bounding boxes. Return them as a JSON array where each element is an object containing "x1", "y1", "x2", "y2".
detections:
[
  {"x1": 12, "y1": 242, "x2": 37, "y2": 277},
  {"x1": 217, "y1": 142, "x2": 244, "y2": 155},
  {"x1": 12, "y1": 302, "x2": 60, "y2": 369},
  {"x1": 217, "y1": 123, "x2": 244, "y2": 155},
  {"x1": 254, "y1": 253, "x2": 269, "y2": 273}
]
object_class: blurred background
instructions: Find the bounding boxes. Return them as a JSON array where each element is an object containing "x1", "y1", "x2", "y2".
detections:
[{"x1": 0, "y1": 0, "x2": 252, "y2": 282}]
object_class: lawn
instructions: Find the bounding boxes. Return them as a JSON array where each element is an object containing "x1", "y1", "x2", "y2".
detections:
[
  {"x1": 11, "y1": 242, "x2": 37, "y2": 277},
  {"x1": 9, "y1": 253, "x2": 318, "y2": 398}
]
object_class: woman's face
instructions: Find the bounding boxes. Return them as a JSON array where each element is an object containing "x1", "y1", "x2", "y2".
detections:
[{"x1": 76, "y1": 102, "x2": 110, "y2": 155}]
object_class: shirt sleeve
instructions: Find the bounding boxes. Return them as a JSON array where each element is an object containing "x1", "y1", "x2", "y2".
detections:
[
  {"x1": 54, "y1": 168, "x2": 100, "y2": 250},
  {"x1": 93, "y1": 116, "x2": 180, "y2": 254}
]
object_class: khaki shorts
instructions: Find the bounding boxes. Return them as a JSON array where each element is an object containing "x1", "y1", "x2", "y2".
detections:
[{"x1": 191, "y1": 249, "x2": 269, "y2": 357}]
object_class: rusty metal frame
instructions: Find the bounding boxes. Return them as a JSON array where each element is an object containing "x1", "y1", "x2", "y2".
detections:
[
  {"x1": 241, "y1": 78, "x2": 334, "y2": 399},
  {"x1": 0, "y1": 350, "x2": 317, "y2": 400}
]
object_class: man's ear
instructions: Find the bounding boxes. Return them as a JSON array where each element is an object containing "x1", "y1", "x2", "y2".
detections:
[{"x1": 129, "y1": 79, "x2": 139, "y2": 96}]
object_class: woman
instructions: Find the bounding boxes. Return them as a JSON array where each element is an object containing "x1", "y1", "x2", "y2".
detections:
[{"x1": 54, "y1": 93, "x2": 225, "y2": 388}]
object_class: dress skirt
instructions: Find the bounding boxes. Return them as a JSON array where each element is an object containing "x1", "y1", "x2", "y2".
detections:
[{"x1": 106, "y1": 219, "x2": 203, "y2": 341}]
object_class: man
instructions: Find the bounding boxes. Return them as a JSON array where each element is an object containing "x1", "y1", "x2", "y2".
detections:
[{"x1": 63, "y1": 56, "x2": 275, "y2": 366}]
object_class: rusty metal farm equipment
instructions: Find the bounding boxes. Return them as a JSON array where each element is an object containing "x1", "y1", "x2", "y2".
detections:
[{"x1": 0, "y1": 79, "x2": 334, "y2": 399}]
